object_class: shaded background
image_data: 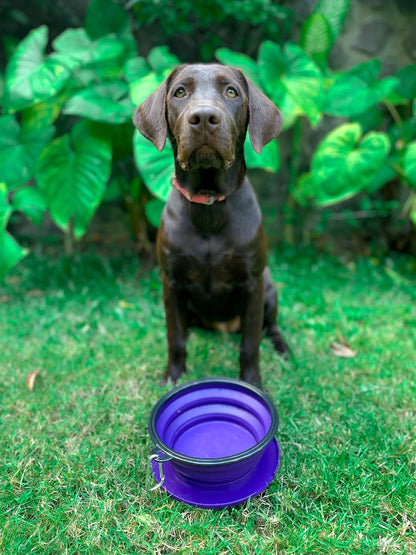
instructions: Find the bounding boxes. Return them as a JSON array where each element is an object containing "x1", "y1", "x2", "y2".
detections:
[{"x1": 1, "y1": 0, "x2": 416, "y2": 261}]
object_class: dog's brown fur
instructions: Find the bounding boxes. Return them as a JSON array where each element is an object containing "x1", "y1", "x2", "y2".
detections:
[{"x1": 134, "y1": 64, "x2": 288, "y2": 384}]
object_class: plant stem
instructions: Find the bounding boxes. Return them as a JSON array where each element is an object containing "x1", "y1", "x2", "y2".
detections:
[
  {"x1": 387, "y1": 161, "x2": 407, "y2": 181},
  {"x1": 64, "y1": 221, "x2": 75, "y2": 258},
  {"x1": 383, "y1": 100, "x2": 403, "y2": 131}
]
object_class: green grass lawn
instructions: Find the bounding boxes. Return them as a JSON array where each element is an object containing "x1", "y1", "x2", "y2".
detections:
[{"x1": 1, "y1": 247, "x2": 415, "y2": 554}]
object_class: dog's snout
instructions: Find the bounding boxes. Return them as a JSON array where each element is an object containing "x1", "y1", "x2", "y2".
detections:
[{"x1": 188, "y1": 106, "x2": 221, "y2": 129}]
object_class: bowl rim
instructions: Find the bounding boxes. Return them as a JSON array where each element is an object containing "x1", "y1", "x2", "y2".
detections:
[{"x1": 148, "y1": 377, "x2": 279, "y2": 467}]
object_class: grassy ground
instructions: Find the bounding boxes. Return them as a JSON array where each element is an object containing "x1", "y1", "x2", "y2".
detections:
[{"x1": 0, "y1": 246, "x2": 415, "y2": 554}]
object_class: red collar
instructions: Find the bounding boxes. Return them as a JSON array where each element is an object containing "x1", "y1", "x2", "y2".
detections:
[{"x1": 171, "y1": 175, "x2": 226, "y2": 205}]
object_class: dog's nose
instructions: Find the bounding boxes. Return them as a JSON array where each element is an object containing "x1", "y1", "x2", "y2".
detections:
[{"x1": 187, "y1": 106, "x2": 221, "y2": 129}]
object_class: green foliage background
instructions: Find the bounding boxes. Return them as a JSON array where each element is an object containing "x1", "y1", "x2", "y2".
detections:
[{"x1": 1, "y1": 0, "x2": 416, "y2": 278}]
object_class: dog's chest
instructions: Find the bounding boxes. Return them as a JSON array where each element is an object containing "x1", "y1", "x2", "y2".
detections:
[
  {"x1": 168, "y1": 233, "x2": 251, "y2": 290},
  {"x1": 159, "y1": 190, "x2": 265, "y2": 296}
]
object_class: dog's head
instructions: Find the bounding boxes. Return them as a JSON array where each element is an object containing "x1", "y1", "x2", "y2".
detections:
[{"x1": 133, "y1": 64, "x2": 282, "y2": 172}]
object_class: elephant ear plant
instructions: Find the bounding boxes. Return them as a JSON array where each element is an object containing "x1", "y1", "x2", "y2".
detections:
[
  {"x1": 217, "y1": 0, "x2": 416, "y2": 242},
  {"x1": 2, "y1": 0, "x2": 416, "y2": 279},
  {"x1": 0, "y1": 0, "x2": 133, "y2": 278},
  {"x1": 0, "y1": 5, "x2": 287, "y2": 280},
  {"x1": 294, "y1": 59, "x2": 416, "y2": 216},
  {"x1": 294, "y1": 123, "x2": 391, "y2": 207},
  {"x1": 0, "y1": 0, "x2": 184, "y2": 279}
]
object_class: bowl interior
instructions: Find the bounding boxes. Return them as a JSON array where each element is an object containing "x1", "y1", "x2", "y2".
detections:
[{"x1": 151, "y1": 379, "x2": 277, "y2": 462}]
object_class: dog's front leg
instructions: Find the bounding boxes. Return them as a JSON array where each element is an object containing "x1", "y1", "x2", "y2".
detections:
[
  {"x1": 239, "y1": 277, "x2": 264, "y2": 385},
  {"x1": 161, "y1": 274, "x2": 188, "y2": 384}
]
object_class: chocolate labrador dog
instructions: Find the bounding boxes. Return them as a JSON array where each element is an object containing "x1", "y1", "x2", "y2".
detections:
[{"x1": 134, "y1": 64, "x2": 288, "y2": 385}]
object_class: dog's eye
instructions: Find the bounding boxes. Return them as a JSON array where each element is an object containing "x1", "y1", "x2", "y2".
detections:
[
  {"x1": 174, "y1": 87, "x2": 186, "y2": 98},
  {"x1": 226, "y1": 87, "x2": 238, "y2": 98}
]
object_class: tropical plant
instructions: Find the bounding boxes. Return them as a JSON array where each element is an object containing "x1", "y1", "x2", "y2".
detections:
[
  {"x1": 0, "y1": 0, "x2": 137, "y2": 277},
  {"x1": 217, "y1": 0, "x2": 416, "y2": 239},
  {"x1": 2, "y1": 0, "x2": 416, "y2": 279},
  {"x1": 0, "y1": 0, "x2": 176, "y2": 277},
  {"x1": 216, "y1": 0, "x2": 351, "y2": 241},
  {"x1": 0, "y1": 0, "x2": 293, "y2": 279},
  {"x1": 294, "y1": 60, "x2": 416, "y2": 229}
]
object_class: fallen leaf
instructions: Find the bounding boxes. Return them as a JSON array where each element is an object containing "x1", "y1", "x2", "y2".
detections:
[
  {"x1": 330, "y1": 341, "x2": 357, "y2": 358},
  {"x1": 26, "y1": 369, "x2": 40, "y2": 391}
]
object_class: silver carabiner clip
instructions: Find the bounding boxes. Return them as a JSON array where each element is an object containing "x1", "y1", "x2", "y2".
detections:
[{"x1": 148, "y1": 446, "x2": 172, "y2": 492}]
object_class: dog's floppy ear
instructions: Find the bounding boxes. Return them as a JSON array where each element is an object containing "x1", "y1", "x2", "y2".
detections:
[
  {"x1": 133, "y1": 66, "x2": 185, "y2": 152},
  {"x1": 246, "y1": 79, "x2": 282, "y2": 154},
  {"x1": 133, "y1": 82, "x2": 168, "y2": 152}
]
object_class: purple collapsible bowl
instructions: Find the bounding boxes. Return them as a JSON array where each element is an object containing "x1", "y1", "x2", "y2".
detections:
[{"x1": 148, "y1": 378, "x2": 280, "y2": 508}]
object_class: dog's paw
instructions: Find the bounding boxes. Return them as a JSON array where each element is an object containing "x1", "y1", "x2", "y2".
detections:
[{"x1": 161, "y1": 365, "x2": 186, "y2": 386}]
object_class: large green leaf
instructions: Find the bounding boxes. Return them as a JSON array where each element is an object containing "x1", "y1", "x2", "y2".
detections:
[
  {"x1": 215, "y1": 48, "x2": 263, "y2": 89},
  {"x1": 35, "y1": 121, "x2": 112, "y2": 238},
  {"x1": 22, "y1": 88, "x2": 69, "y2": 130},
  {"x1": 325, "y1": 60, "x2": 398, "y2": 117},
  {"x1": 294, "y1": 123, "x2": 390, "y2": 206},
  {"x1": 3, "y1": 26, "x2": 71, "y2": 112},
  {"x1": 53, "y1": 28, "x2": 129, "y2": 81},
  {"x1": 244, "y1": 136, "x2": 280, "y2": 172},
  {"x1": 313, "y1": 0, "x2": 350, "y2": 42},
  {"x1": 129, "y1": 71, "x2": 169, "y2": 106},
  {"x1": 53, "y1": 28, "x2": 124, "y2": 66},
  {"x1": 404, "y1": 142, "x2": 416, "y2": 189},
  {"x1": 0, "y1": 184, "x2": 27, "y2": 279},
  {"x1": 300, "y1": 14, "x2": 333, "y2": 68},
  {"x1": 365, "y1": 157, "x2": 398, "y2": 194},
  {"x1": 128, "y1": 48, "x2": 180, "y2": 107},
  {"x1": 147, "y1": 46, "x2": 181, "y2": 74},
  {"x1": 258, "y1": 41, "x2": 289, "y2": 107},
  {"x1": 259, "y1": 41, "x2": 324, "y2": 127},
  {"x1": 0, "y1": 115, "x2": 55, "y2": 190},
  {"x1": 124, "y1": 57, "x2": 150, "y2": 83},
  {"x1": 0, "y1": 183, "x2": 12, "y2": 229},
  {"x1": 63, "y1": 81, "x2": 134, "y2": 123},
  {"x1": 133, "y1": 130, "x2": 174, "y2": 201},
  {"x1": 0, "y1": 231, "x2": 28, "y2": 280}
]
